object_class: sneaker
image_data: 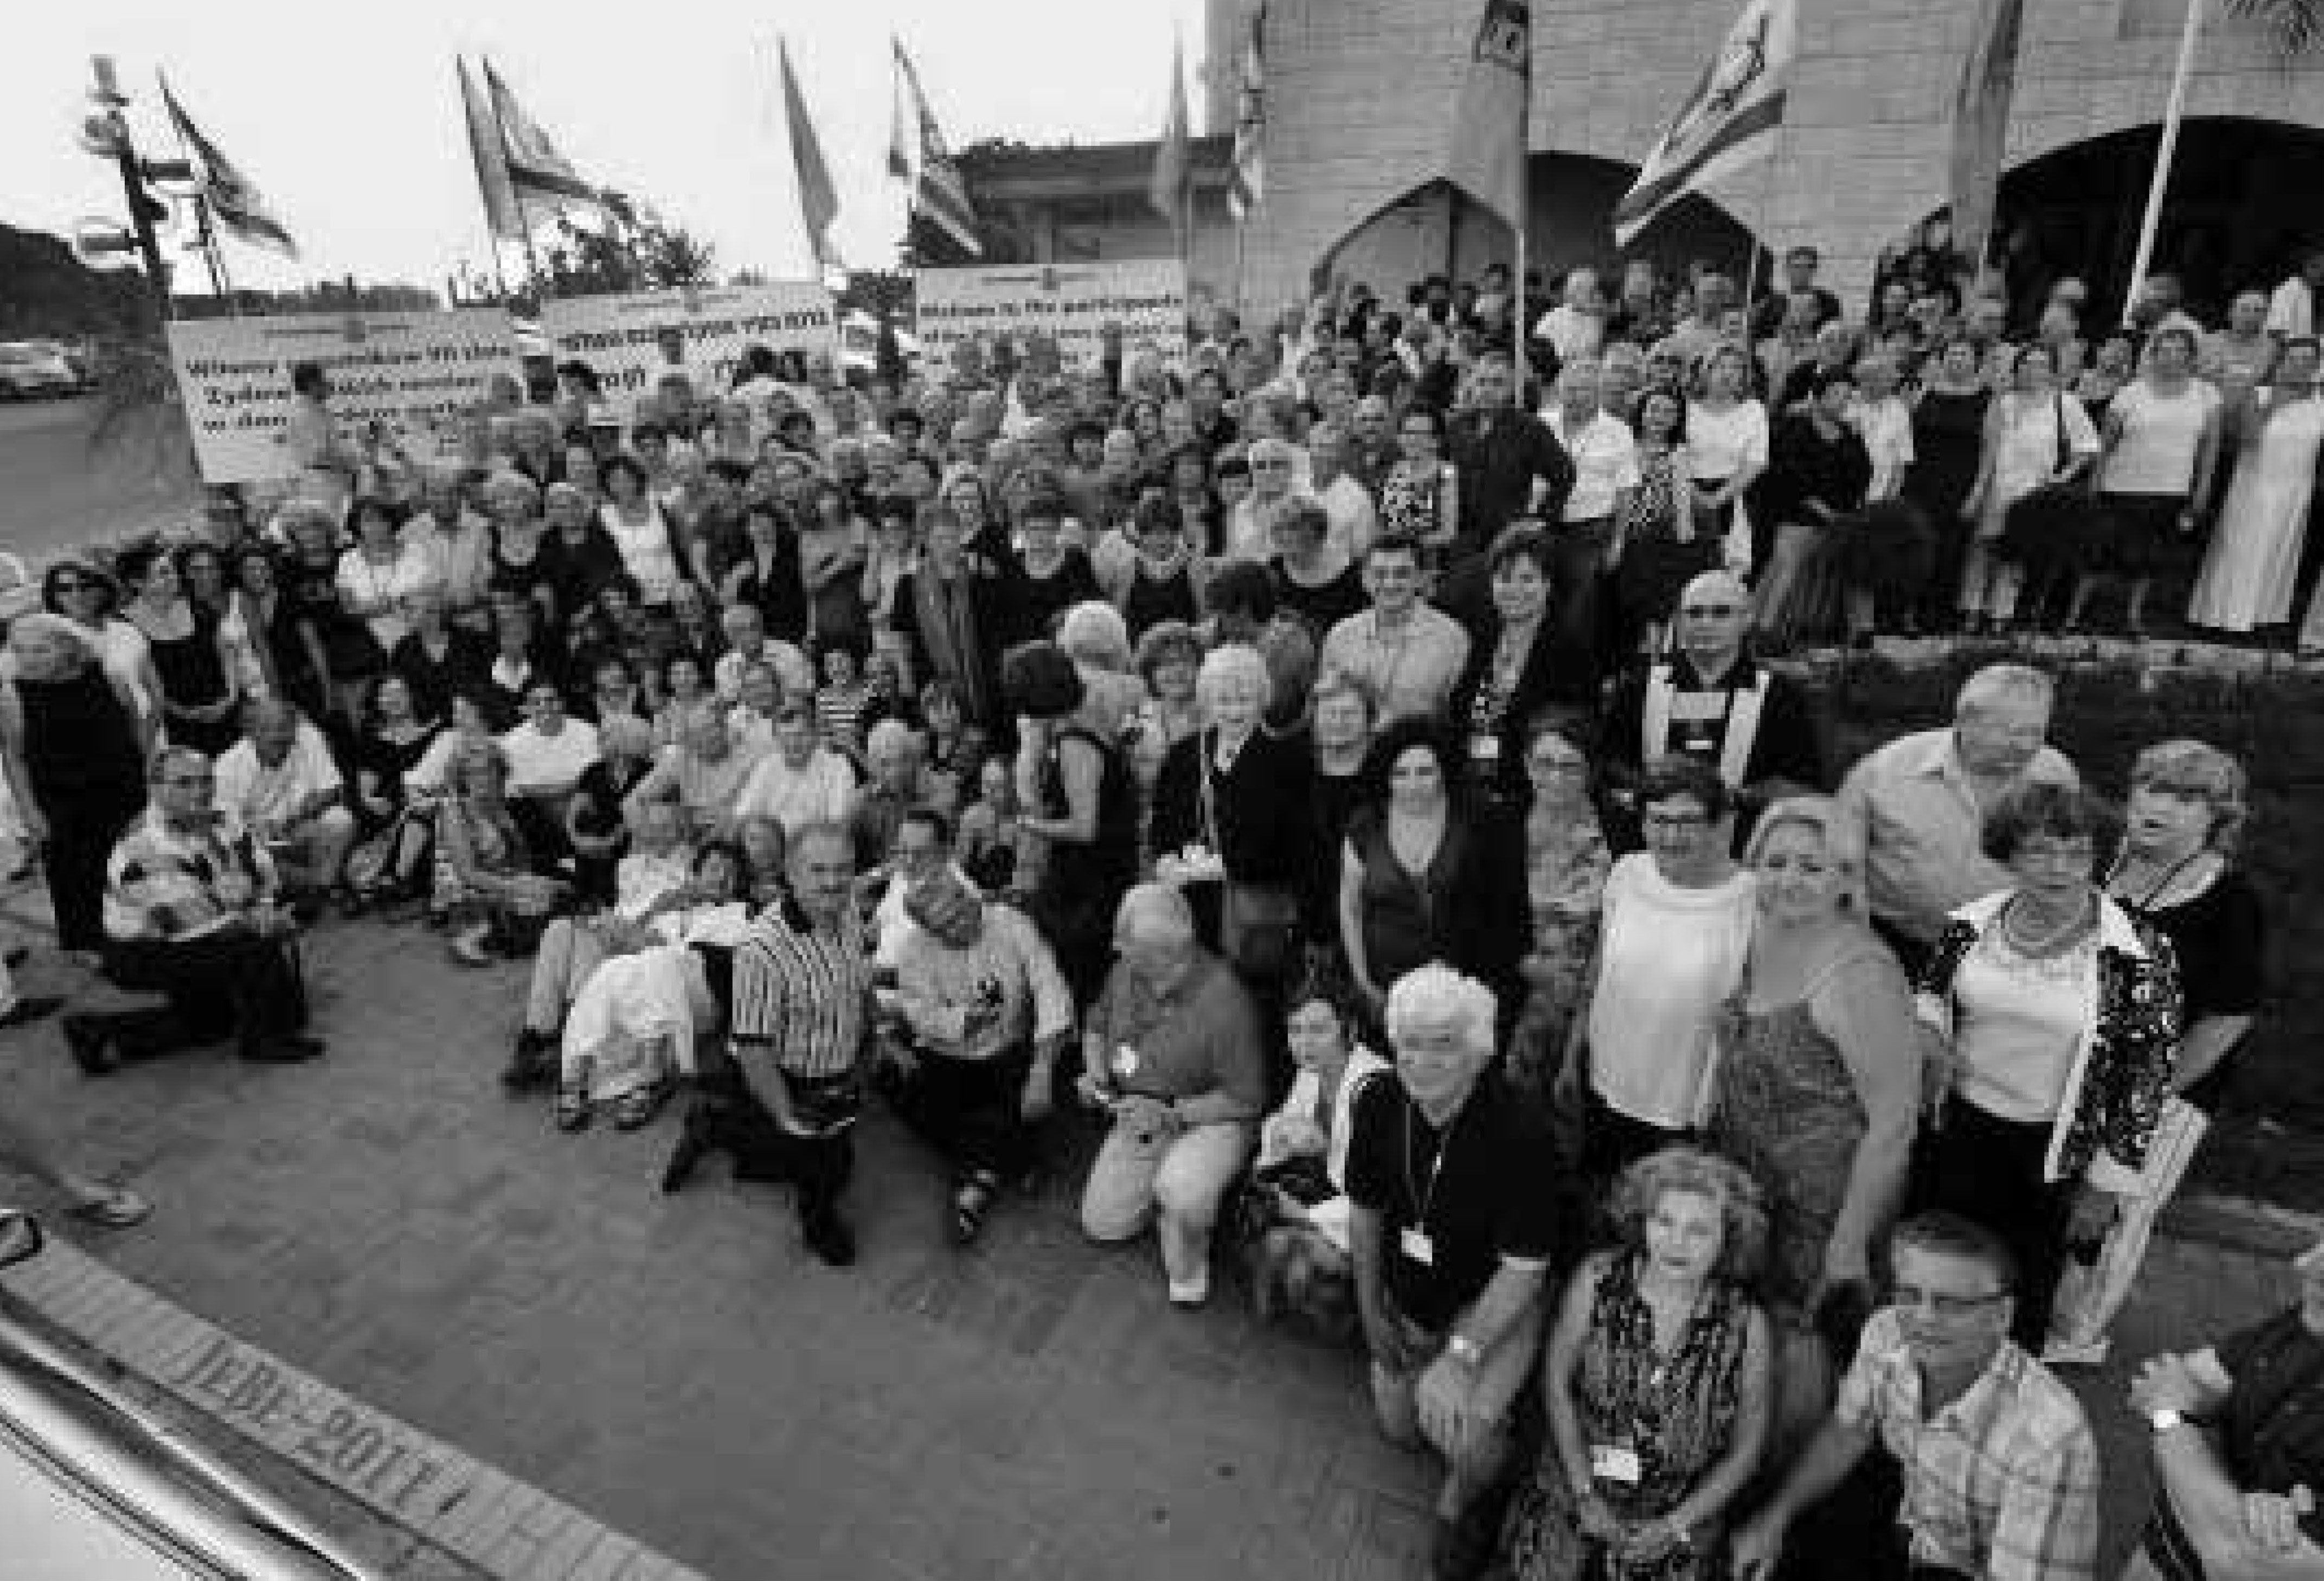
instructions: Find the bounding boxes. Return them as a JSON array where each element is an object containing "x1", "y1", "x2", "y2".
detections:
[
  {"x1": 499, "y1": 1030, "x2": 558, "y2": 1092},
  {"x1": 0, "y1": 995, "x2": 65, "y2": 1030},
  {"x1": 61, "y1": 1016, "x2": 121, "y2": 1077},
  {"x1": 800, "y1": 1208, "x2": 857, "y2": 1268},
  {"x1": 1167, "y1": 1271, "x2": 1211, "y2": 1309}
]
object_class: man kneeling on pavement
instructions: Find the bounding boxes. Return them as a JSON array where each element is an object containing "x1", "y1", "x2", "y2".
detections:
[{"x1": 62, "y1": 745, "x2": 323, "y2": 1072}]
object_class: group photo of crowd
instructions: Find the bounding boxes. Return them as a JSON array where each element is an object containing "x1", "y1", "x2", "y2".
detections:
[{"x1": 2, "y1": 231, "x2": 2320, "y2": 1581}]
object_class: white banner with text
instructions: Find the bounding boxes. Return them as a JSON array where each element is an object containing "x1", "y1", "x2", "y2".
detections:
[
  {"x1": 914, "y1": 259, "x2": 1188, "y2": 368},
  {"x1": 540, "y1": 283, "x2": 838, "y2": 413}
]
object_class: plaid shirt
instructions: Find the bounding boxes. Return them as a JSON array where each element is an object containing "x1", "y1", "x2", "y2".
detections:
[
  {"x1": 103, "y1": 808, "x2": 280, "y2": 943},
  {"x1": 729, "y1": 897, "x2": 873, "y2": 1080},
  {"x1": 1837, "y1": 1308, "x2": 2099, "y2": 1581}
]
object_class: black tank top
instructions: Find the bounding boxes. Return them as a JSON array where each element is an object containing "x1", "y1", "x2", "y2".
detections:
[{"x1": 12, "y1": 667, "x2": 144, "y2": 803}]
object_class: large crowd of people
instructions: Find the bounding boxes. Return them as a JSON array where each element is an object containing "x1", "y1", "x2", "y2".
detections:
[{"x1": 0, "y1": 239, "x2": 2318, "y2": 1579}]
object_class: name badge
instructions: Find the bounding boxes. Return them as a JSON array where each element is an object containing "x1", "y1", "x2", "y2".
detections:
[
  {"x1": 1114, "y1": 1045, "x2": 1140, "y2": 1077},
  {"x1": 1590, "y1": 1444, "x2": 1643, "y2": 1485},
  {"x1": 1468, "y1": 733, "x2": 1501, "y2": 763},
  {"x1": 1399, "y1": 1226, "x2": 1435, "y2": 1265}
]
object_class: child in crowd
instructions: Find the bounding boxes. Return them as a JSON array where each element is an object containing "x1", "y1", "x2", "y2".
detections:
[{"x1": 812, "y1": 636, "x2": 876, "y2": 757}]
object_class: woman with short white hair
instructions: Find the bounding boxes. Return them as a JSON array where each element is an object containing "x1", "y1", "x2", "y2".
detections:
[
  {"x1": 1345, "y1": 962, "x2": 1564, "y2": 1577},
  {"x1": 1149, "y1": 644, "x2": 1315, "y2": 982}
]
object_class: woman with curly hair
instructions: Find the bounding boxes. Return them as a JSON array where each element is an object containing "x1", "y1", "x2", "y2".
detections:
[{"x1": 1497, "y1": 1145, "x2": 1773, "y2": 1581}]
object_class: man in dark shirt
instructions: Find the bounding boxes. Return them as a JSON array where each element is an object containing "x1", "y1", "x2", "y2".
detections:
[
  {"x1": 1445, "y1": 354, "x2": 1575, "y2": 559},
  {"x1": 1749, "y1": 245, "x2": 1846, "y2": 344},
  {"x1": 2127, "y1": 1235, "x2": 2324, "y2": 1581},
  {"x1": 1347, "y1": 963, "x2": 1561, "y2": 1581}
]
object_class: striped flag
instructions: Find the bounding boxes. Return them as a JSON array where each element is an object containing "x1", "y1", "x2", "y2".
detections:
[
  {"x1": 1228, "y1": 2, "x2": 1267, "y2": 219},
  {"x1": 778, "y1": 39, "x2": 841, "y2": 272},
  {"x1": 1948, "y1": 0, "x2": 2027, "y2": 274},
  {"x1": 1612, "y1": 0, "x2": 1797, "y2": 248},
  {"x1": 1147, "y1": 36, "x2": 1192, "y2": 231},
  {"x1": 889, "y1": 40, "x2": 981, "y2": 257},
  {"x1": 157, "y1": 75, "x2": 297, "y2": 259},
  {"x1": 457, "y1": 58, "x2": 524, "y2": 244},
  {"x1": 1445, "y1": 0, "x2": 1532, "y2": 230},
  {"x1": 482, "y1": 59, "x2": 604, "y2": 219}
]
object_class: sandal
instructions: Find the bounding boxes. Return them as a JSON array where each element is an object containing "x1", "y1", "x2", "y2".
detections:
[
  {"x1": 554, "y1": 1083, "x2": 592, "y2": 1132},
  {"x1": 610, "y1": 1083, "x2": 667, "y2": 1131},
  {"x1": 67, "y1": 1187, "x2": 151, "y2": 1228},
  {"x1": 948, "y1": 1173, "x2": 1000, "y2": 1246},
  {"x1": 449, "y1": 930, "x2": 498, "y2": 968}
]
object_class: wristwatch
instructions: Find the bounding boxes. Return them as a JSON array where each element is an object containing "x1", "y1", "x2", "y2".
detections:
[
  {"x1": 1447, "y1": 1334, "x2": 1482, "y2": 1369},
  {"x1": 2149, "y1": 1407, "x2": 2189, "y2": 1435}
]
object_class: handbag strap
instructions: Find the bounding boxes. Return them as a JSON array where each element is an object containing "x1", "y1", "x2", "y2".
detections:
[{"x1": 2052, "y1": 392, "x2": 2071, "y2": 475}]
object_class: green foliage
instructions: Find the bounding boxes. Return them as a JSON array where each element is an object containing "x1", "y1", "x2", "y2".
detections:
[{"x1": 539, "y1": 215, "x2": 717, "y2": 298}]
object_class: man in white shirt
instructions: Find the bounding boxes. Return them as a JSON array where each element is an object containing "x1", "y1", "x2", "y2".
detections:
[
  {"x1": 1318, "y1": 535, "x2": 1471, "y2": 725},
  {"x1": 1539, "y1": 359, "x2": 1639, "y2": 663},
  {"x1": 1533, "y1": 267, "x2": 1607, "y2": 369},
  {"x1": 211, "y1": 700, "x2": 357, "y2": 901},
  {"x1": 498, "y1": 678, "x2": 601, "y2": 864},
  {"x1": 713, "y1": 604, "x2": 814, "y2": 705},
  {"x1": 733, "y1": 700, "x2": 857, "y2": 837},
  {"x1": 2267, "y1": 248, "x2": 2324, "y2": 343},
  {"x1": 1307, "y1": 423, "x2": 1381, "y2": 564}
]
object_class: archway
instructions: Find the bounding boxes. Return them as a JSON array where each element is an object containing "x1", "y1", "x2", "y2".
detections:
[
  {"x1": 1312, "y1": 155, "x2": 1769, "y2": 300},
  {"x1": 1956, "y1": 117, "x2": 2324, "y2": 323}
]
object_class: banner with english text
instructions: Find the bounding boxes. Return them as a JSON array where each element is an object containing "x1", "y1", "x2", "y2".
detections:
[
  {"x1": 166, "y1": 309, "x2": 521, "y2": 484},
  {"x1": 913, "y1": 259, "x2": 1187, "y2": 370},
  {"x1": 540, "y1": 283, "x2": 838, "y2": 416}
]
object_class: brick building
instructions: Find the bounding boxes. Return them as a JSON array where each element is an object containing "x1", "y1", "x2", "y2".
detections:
[{"x1": 1186, "y1": 0, "x2": 2324, "y2": 320}]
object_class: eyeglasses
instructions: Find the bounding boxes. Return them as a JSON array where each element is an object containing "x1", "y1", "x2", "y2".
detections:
[
  {"x1": 161, "y1": 775, "x2": 215, "y2": 788},
  {"x1": 1891, "y1": 1282, "x2": 2008, "y2": 1317},
  {"x1": 1641, "y1": 810, "x2": 1710, "y2": 830},
  {"x1": 1530, "y1": 756, "x2": 1588, "y2": 775},
  {"x1": 1680, "y1": 605, "x2": 1742, "y2": 618}
]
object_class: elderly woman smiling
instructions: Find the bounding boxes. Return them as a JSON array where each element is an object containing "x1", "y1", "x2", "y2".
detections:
[{"x1": 1345, "y1": 963, "x2": 1563, "y2": 1580}]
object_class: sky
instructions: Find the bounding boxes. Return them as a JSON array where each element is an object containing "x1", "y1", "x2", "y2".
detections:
[{"x1": 11, "y1": 1, "x2": 1212, "y2": 295}]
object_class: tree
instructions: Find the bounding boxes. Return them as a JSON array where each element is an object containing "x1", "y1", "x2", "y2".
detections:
[
  {"x1": 538, "y1": 215, "x2": 717, "y2": 298},
  {"x1": 2228, "y1": 0, "x2": 2321, "y2": 53}
]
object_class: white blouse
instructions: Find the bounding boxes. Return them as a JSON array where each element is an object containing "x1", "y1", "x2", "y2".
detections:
[{"x1": 1684, "y1": 399, "x2": 1770, "y2": 482}]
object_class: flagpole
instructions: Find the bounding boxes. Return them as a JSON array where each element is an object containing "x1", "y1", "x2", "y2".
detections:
[
  {"x1": 2122, "y1": 0, "x2": 2203, "y2": 326},
  {"x1": 1512, "y1": 53, "x2": 1530, "y2": 408},
  {"x1": 160, "y1": 94, "x2": 235, "y2": 311}
]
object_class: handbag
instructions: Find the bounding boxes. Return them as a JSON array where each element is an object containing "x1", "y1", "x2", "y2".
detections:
[{"x1": 1200, "y1": 734, "x2": 1301, "y2": 980}]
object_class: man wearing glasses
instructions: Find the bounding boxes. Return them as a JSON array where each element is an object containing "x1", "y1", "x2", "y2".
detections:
[
  {"x1": 1733, "y1": 1212, "x2": 2100, "y2": 1580},
  {"x1": 62, "y1": 747, "x2": 322, "y2": 1074},
  {"x1": 1600, "y1": 569, "x2": 1825, "y2": 848}
]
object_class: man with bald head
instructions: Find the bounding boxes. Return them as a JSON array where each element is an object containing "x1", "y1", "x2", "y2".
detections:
[
  {"x1": 1600, "y1": 569, "x2": 1827, "y2": 848},
  {"x1": 1078, "y1": 883, "x2": 1268, "y2": 1308},
  {"x1": 1541, "y1": 356, "x2": 1639, "y2": 667}
]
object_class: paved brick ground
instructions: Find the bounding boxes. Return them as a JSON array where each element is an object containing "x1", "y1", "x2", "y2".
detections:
[{"x1": 0, "y1": 901, "x2": 2307, "y2": 1580}]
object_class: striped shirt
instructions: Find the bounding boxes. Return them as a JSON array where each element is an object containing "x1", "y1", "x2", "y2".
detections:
[
  {"x1": 1837, "y1": 1308, "x2": 2098, "y2": 1581},
  {"x1": 104, "y1": 809, "x2": 280, "y2": 943},
  {"x1": 729, "y1": 898, "x2": 874, "y2": 1079}
]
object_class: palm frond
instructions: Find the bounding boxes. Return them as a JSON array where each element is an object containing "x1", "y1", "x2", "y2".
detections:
[{"x1": 2225, "y1": 0, "x2": 2324, "y2": 56}]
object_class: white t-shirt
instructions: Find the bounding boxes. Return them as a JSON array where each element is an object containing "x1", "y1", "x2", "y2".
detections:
[
  {"x1": 1543, "y1": 409, "x2": 1640, "y2": 522},
  {"x1": 1952, "y1": 925, "x2": 2097, "y2": 1123},
  {"x1": 2100, "y1": 379, "x2": 2220, "y2": 497},
  {"x1": 497, "y1": 719, "x2": 601, "y2": 797},
  {"x1": 733, "y1": 748, "x2": 856, "y2": 835},
  {"x1": 1585, "y1": 853, "x2": 1756, "y2": 1129},
  {"x1": 1315, "y1": 473, "x2": 1380, "y2": 563},
  {"x1": 1684, "y1": 399, "x2": 1770, "y2": 482},
  {"x1": 212, "y1": 721, "x2": 344, "y2": 829}
]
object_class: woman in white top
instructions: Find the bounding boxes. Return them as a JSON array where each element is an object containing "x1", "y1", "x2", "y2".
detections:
[
  {"x1": 1684, "y1": 345, "x2": 1769, "y2": 575},
  {"x1": 2193, "y1": 336, "x2": 2323, "y2": 636},
  {"x1": 598, "y1": 454, "x2": 684, "y2": 609},
  {"x1": 1960, "y1": 343, "x2": 2100, "y2": 631},
  {"x1": 2068, "y1": 325, "x2": 2222, "y2": 634},
  {"x1": 1562, "y1": 757, "x2": 1755, "y2": 1182},
  {"x1": 337, "y1": 497, "x2": 439, "y2": 657}
]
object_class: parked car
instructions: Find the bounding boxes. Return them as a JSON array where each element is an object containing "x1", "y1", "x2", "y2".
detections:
[
  {"x1": 0, "y1": 342, "x2": 82, "y2": 400},
  {"x1": 0, "y1": 1210, "x2": 383, "y2": 1578}
]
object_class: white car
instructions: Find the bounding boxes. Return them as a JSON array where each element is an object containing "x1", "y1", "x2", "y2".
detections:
[
  {"x1": 0, "y1": 1211, "x2": 382, "y2": 1579},
  {"x1": 0, "y1": 343, "x2": 81, "y2": 400}
]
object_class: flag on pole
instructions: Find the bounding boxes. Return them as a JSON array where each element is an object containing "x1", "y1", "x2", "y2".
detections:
[
  {"x1": 458, "y1": 58, "x2": 524, "y2": 244},
  {"x1": 482, "y1": 59, "x2": 604, "y2": 218},
  {"x1": 778, "y1": 39, "x2": 842, "y2": 272},
  {"x1": 156, "y1": 75, "x2": 298, "y2": 259},
  {"x1": 1445, "y1": 0, "x2": 1533, "y2": 230},
  {"x1": 888, "y1": 40, "x2": 982, "y2": 257},
  {"x1": 1227, "y1": 2, "x2": 1268, "y2": 219},
  {"x1": 1612, "y1": 0, "x2": 1797, "y2": 248},
  {"x1": 1147, "y1": 36, "x2": 1192, "y2": 231},
  {"x1": 1947, "y1": 0, "x2": 2026, "y2": 276}
]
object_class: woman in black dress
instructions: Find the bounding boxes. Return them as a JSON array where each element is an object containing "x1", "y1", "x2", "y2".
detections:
[
  {"x1": 346, "y1": 673, "x2": 445, "y2": 903},
  {"x1": 0, "y1": 614, "x2": 151, "y2": 957},
  {"x1": 115, "y1": 541, "x2": 240, "y2": 756},
  {"x1": 1450, "y1": 524, "x2": 1594, "y2": 806},
  {"x1": 1903, "y1": 338, "x2": 1993, "y2": 632},
  {"x1": 1003, "y1": 642, "x2": 1140, "y2": 1006}
]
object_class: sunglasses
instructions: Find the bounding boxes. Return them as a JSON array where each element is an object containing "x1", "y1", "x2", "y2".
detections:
[{"x1": 1681, "y1": 604, "x2": 1743, "y2": 618}]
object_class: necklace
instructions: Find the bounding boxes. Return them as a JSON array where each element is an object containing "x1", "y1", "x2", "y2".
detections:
[
  {"x1": 2002, "y1": 891, "x2": 2096, "y2": 956},
  {"x1": 2104, "y1": 847, "x2": 2209, "y2": 912}
]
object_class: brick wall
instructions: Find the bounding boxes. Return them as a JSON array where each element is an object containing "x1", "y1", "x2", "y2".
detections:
[{"x1": 1240, "y1": 0, "x2": 2324, "y2": 313}]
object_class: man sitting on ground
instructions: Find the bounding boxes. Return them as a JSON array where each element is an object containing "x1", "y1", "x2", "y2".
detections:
[
  {"x1": 2123, "y1": 1233, "x2": 2324, "y2": 1581},
  {"x1": 63, "y1": 747, "x2": 323, "y2": 1073},
  {"x1": 210, "y1": 699, "x2": 357, "y2": 910},
  {"x1": 1733, "y1": 1211, "x2": 2099, "y2": 1581}
]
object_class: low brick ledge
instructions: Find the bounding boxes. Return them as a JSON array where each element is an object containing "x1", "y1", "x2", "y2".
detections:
[{"x1": 0, "y1": 1236, "x2": 711, "y2": 1581}]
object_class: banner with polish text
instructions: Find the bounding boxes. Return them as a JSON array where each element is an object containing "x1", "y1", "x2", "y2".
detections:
[
  {"x1": 540, "y1": 283, "x2": 839, "y2": 417},
  {"x1": 913, "y1": 259, "x2": 1187, "y2": 369},
  {"x1": 166, "y1": 309, "x2": 521, "y2": 484}
]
